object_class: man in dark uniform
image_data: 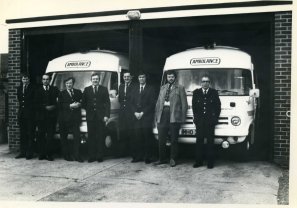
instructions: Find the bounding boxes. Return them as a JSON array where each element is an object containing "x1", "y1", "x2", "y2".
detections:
[
  {"x1": 58, "y1": 77, "x2": 83, "y2": 162},
  {"x1": 82, "y1": 73, "x2": 110, "y2": 163},
  {"x1": 34, "y1": 74, "x2": 59, "y2": 161},
  {"x1": 118, "y1": 72, "x2": 135, "y2": 157},
  {"x1": 192, "y1": 75, "x2": 221, "y2": 169},
  {"x1": 15, "y1": 73, "x2": 35, "y2": 159},
  {"x1": 130, "y1": 72, "x2": 156, "y2": 164}
]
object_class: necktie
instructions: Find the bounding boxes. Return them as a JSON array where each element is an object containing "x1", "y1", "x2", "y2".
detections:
[
  {"x1": 94, "y1": 86, "x2": 98, "y2": 94},
  {"x1": 23, "y1": 85, "x2": 26, "y2": 94},
  {"x1": 69, "y1": 89, "x2": 74, "y2": 97},
  {"x1": 165, "y1": 84, "x2": 172, "y2": 101},
  {"x1": 140, "y1": 86, "x2": 143, "y2": 93},
  {"x1": 124, "y1": 84, "x2": 127, "y2": 96}
]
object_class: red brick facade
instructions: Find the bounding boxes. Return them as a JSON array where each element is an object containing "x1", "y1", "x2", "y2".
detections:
[
  {"x1": 7, "y1": 29, "x2": 21, "y2": 151},
  {"x1": 273, "y1": 12, "x2": 291, "y2": 167}
]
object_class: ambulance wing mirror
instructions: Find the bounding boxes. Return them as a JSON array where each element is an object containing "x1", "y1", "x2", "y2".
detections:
[{"x1": 249, "y1": 89, "x2": 260, "y2": 98}]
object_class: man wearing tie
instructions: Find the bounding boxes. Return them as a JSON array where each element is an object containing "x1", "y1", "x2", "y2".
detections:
[
  {"x1": 192, "y1": 75, "x2": 221, "y2": 169},
  {"x1": 15, "y1": 73, "x2": 35, "y2": 159},
  {"x1": 118, "y1": 72, "x2": 135, "y2": 157},
  {"x1": 82, "y1": 73, "x2": 110, "y2": 163},
  {"x1": 58, "y1": 77, "x2": 83, "y2": 162},
  {"x1": 34, "y1": 74, "x2": 59, "y2": 161},
  {"x1": 130, "y1": 72, "x2": 156, "y2": 163},
  {"x1": 154, "y1": 71, "x2": 188, "y2": 167}
]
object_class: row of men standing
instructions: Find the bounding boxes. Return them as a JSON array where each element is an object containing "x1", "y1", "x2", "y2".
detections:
[
  {"x1": 16, "y1": 71, "x2": 221, "y2": 168},
  {"x1": 15, "y1": 73, "x2": 110, "y2": 162}
]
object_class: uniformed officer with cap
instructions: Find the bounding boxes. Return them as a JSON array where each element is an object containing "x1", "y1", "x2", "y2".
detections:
[{"x1": 192, "y1": 75, "x2": 221, "y2": 169}]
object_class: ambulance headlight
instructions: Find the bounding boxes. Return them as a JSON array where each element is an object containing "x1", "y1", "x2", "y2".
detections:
[{"x1": 231, "y1": 116, "x2": 241, "y2": 126}]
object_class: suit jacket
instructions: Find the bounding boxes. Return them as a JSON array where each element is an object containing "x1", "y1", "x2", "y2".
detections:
[
  {"x1": 118, "y1": 82, "x2": 135, "y2": 112},
  {"x1": 58, "y1": 88, "x2": 82, "y2": 123},
  {"x1": 131, "y1": 84, "x2": 156, "y2": 127},
  {"x1": 17, "y1": 83, "x2": 35, "y2": 119},
  {"x1": 82, "y1": 85, "x2": 110, "y2": 122},
  {"x1": 155, "y1": 83, "x2": 188, "y2": 123},
  {"x1": 34, "y1": 85, "x2": 59, "y2": 121},
  {"x1": 192, "y1": 88, "x2": 221, "y2": 126}
]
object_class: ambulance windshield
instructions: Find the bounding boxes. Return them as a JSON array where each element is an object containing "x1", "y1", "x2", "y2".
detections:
[
  {"x1": 164, "y1": 69, "x2": 252, "y2": 96},
  {"x1": 51, "y1": 71, "x2": 118, "y2": 93}
]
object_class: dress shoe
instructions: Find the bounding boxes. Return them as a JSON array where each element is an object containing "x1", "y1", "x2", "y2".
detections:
[
  {"x1": 131, "y1": 158, "x2": 142, "y2": 163},
  {"x1": 144, "y1": 159, "x2": 151, "y2": 164},
  {"x1": 26, "y1": 154, "x2": 34, "y2": 160},
  {"x1": 38, "y1": 155, "x2": 47, "y2": 160},
  {"x1": 75, "y1": 157, "x2": 84, "y2": 163},
  {"x1": 68, "y1": 156, "x2": 74, "y2": 161},
  {"x1": 15, "y1": 154, "x2": 26, "y2": 159},
  {"x1": 193, "y1": 162, "x2": 203, "y2": 168},
  {"x1": 207, "y1": 162, "x2": 214, "y2": 169},
  {"x1": 97, "y1": 158, "x2": 103, "y2": 163},
  {"x1": 153, "y1": 160, "x2": 167, "y2": 166},
  {"x1": 47, "y1": 155, "x2": 54, "y2": 161},
  {"x1": 170, "y1": 159, "x2": 176, "y2": 167},
  {"x1": 88, "y1": 158, "x2": 96, "y2": 163}
]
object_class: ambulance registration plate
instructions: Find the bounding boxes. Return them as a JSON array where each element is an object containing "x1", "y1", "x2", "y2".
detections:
[{"x1": 180, "y1": 129, "x2": 196, "y2": 136}]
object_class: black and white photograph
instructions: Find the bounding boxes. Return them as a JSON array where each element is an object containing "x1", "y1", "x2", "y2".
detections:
[{"x1": 0, "y1": 0, "x2": 295, "y2": 207}]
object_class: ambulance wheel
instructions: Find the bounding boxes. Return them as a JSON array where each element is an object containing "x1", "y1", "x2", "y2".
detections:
[{"x1": 104, "y1": 127, "x2": 118, "y2": 156}]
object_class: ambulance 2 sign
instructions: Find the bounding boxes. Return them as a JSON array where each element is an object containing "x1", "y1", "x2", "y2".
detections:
[
  {"x1": 65, "y1": 60, "x2": 91, "y2": 68},
  {"x1": 190, "y1": 57, "x2": 221, "y2": 65}
]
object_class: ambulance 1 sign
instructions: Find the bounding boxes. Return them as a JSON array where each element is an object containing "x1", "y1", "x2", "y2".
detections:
[
  {"x1": 65, "y1": 60, "x2": 91, "y2": 68},
  {"x1": 190, "y1": 57, "x2": 221, "y2": 65}
]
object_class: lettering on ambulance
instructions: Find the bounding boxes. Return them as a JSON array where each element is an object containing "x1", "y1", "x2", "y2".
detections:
[
  {"x1": 65, "y1": 61, "x2": 91, "y2": 68},
  {"x1": 190, "y1": 57, "x2": 221, "y2": 65}
]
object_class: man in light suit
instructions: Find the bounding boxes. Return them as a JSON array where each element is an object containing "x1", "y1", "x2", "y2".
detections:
[
  {"x1": 154, "y1": 71, "x2": 188, "y2": 167},
  {"x1": 16, "y1": 73, "x2": 35, "y2": 159},
  {"x1": 192, "y1": 75, "x2": 221, "y2": 169},
  {"x1": 34, "y1": 74, "x2": 59, "y2": 161},
  {"x1": 82, "y1": 73, "x2": 110, "y2": 163},
  {"x1": 130, "y1": 71, "x2": 156, "y2": 164},
  {"x1": 58, "y1": 77, "x2": 83, "y2": 162}
]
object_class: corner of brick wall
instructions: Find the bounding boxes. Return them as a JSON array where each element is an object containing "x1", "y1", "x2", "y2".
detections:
[
  {"x1": 274, "y1": 12, "x2": 291, "y2": 167},
  {"x1": 8, "y1": 29, "x2": 21, "y2": 152}
]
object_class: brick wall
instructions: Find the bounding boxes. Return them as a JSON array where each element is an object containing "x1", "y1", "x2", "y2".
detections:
[
  {"x1": 274, "y1": 12, "x2": 291, "y2": 167},
  {"x1": 7, "y1": 29, "x2": 22, "y2": 151}
]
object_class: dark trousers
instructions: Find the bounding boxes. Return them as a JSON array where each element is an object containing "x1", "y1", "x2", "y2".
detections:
[
  {"x1": 59, "y1": 121, "x2": 81, "y2": 158},
  {"x1": 195, "y1": 121, "x2": 215, "y2": 165},
  {"x1": 157, "y1": 107, "x2": 180, "y2": 161},
  {"x1": 119, "y1": 109, "x2": 134, "y2": 156},
  {"x1": 132, "y1": 118, "x2": 153, "y2": 160},
  {"x1": 19, "y1": 116, "x2": 34, "y2": 155},
  {"x1": 37, "y1": 117, "x2": 56, "y2": 157},
  {"x1": 87, "y1": 119, "x2": 105, "y2": 159}
]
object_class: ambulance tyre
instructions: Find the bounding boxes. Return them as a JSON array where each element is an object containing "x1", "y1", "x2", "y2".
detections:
[{"x1": 104, "y1": 124, "x2": 118, "y2": 156}]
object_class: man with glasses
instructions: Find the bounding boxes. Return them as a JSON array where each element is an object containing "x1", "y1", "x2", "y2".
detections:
[
  {"x1": 192, "y1": 75, "x2": 221, "y2": 169},
  {"x1": 35, "y1": 74, "x2": 59, "y2": 161}
]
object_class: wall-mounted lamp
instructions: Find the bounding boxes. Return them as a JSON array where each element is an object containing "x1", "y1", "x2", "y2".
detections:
[{"x1": 127, "y1": 10, "x2": 141, "y2": 20}]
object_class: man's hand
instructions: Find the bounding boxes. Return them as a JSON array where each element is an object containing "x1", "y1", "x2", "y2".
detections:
[
  {"x1": 45, "y1": 105, "x2": 55, "y2": 111},
  {"x1": 134, "y1": 112, "x2": 144, "y2": 120},
  {"x1": 70, "y1": 102, "x2": 81, "y2": 109},
  {"x1": 103, "y1": 117, "x2": 109, "y2": 123}
]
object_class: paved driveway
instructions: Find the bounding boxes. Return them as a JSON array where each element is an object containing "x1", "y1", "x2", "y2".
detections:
[{"x1": 0, "y1": 144, "x2": 285, "y2": 204}]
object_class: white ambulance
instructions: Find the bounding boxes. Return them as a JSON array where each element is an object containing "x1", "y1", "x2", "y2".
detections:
[
  {"x1": 153, "y1": 45, "x2": 260, "y2": 159},
  {"x1": 46, "y1": 49, "x2": 129, "y2": 154}
]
